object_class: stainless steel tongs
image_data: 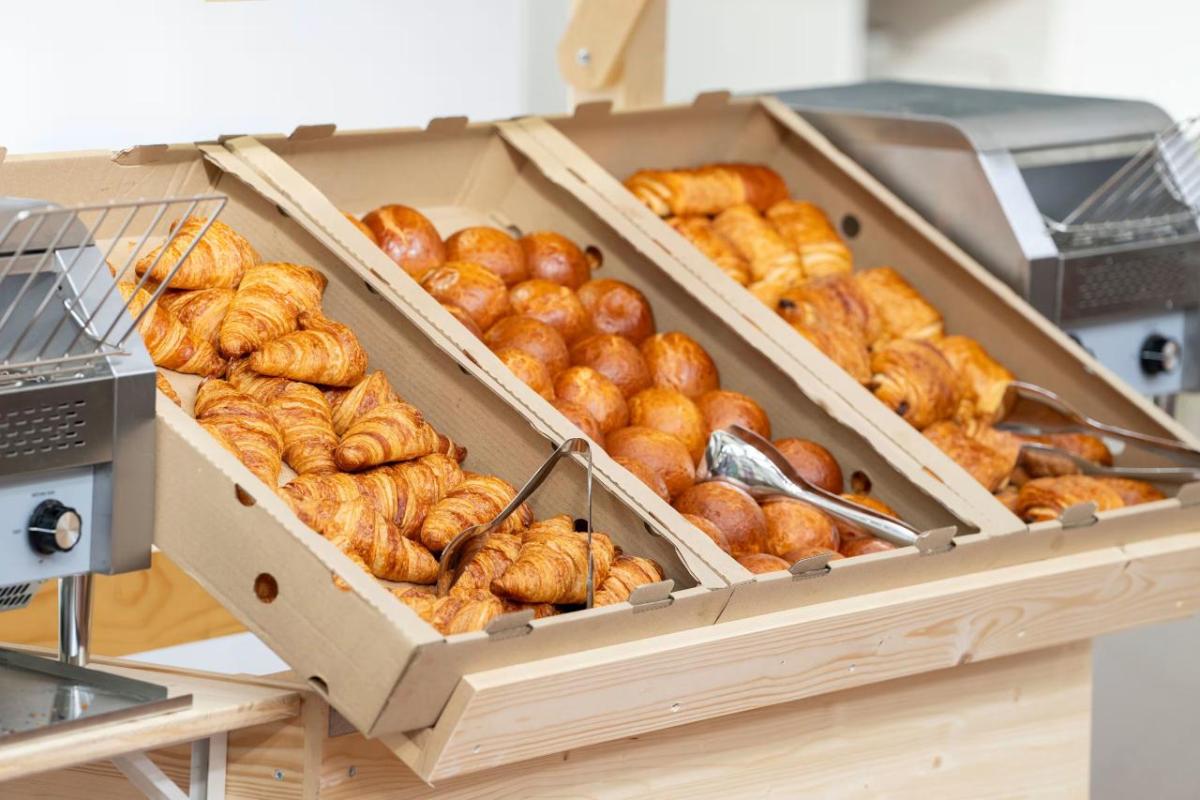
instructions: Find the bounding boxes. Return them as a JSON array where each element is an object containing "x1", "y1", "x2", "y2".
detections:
[
  {"x1": 436, "y1": 438, "x2": 596, "y2": 605},
  {"x1": 997, "y1": 382, "x2": 1200, "y2": 482},
  {"x1": 698, "y1": 425, "x2": 953, "y2": 552}
]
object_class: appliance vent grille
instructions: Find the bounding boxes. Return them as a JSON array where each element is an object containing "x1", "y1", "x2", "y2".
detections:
[
  {"x1": 0, "y1": 582, "x2": 38, "y2": 611},
  {"x1": 0, "y1": 400, "x2": 87, "y2": 458}
]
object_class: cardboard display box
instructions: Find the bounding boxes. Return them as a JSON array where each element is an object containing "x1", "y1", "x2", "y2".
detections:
[
  {"x1": 516, "y1": 93, "x2": 1200, "y2": 544},
  {"x1": 0, "y1": 145, "x2": 732, "y2": 737}
]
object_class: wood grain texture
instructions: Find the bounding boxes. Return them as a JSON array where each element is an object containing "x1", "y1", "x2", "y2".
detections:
[
  {"x1": 0, "y1": 551, "x2": 244, "y2": 656},
  {"x1": 414, "y1": 532, "x2": 1198, "y2": 779}
]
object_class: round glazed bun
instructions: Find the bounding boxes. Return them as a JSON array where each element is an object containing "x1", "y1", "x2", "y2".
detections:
[
  {"x1": 640, "y1": 332, "x2": 720, "y2": 399},
  {"x1": 840, "y1": 536, "x2": 896, "y2": 558},
  {"x1": 673, "y1": 482, "x2": 767, "y2": 557},
  {"x1": 628, "y1": 387, "x2": 707, "y2": 463},
  {"x1": 614, "y1": 456, "x2": 669, "y2": 503},
  {"x1": 606, "y1": 426, "x2": 695, "y2": 500},
  {"x1": 773, "y1": 438, "x2": 844, "y2": 494},
  {"x1": 681, "y1": 512, "x2": 732, "y2": 554},
  {"x1": 343, "y1": 212, "x2": 378, "y2": 245},
  {"x1": 362, "y1": 204, "x2": 445, "y2": 280},
  {"x1": 553, "y1": 398, "x2": 605, "y2": 447},
  {"x1": 761, "y1": 499, "x2": 838, "y2": 562},
  {"x1": 446, "y1": 226, "x2": 527, "y2": 286},
  {"x1": 569, "y1": 334, "x2": 652, "y2": 398},
  {"x1": 440, "y1": 303, "x2": 483, "y2": 338},
  {"x1": 421, "y1": 261, "x2": 510, "y2": 331},
  {"x1": 577, "y1": 279, "x2": 656, "y2": 344},
  {"x1": 696, "y1": 390, "x2": 772, "y2": 439},
  {"x1": 520, "y1": 231, "x2": 593, "y2": 290},
  {"x1": 834, "y1": 493, "x2": 899, "y2": 545},
  {"x1": 509, "y1": 279, "x2": 590, "y2": 344},
  {"x1": 495, "y1": 348, "x2": 555, "y2": 401},
  {"x1": 552, "y1": 366, "x2": 628, "y2": 434},
  {"x1": 736, "y1": 553, "x2": 791, "y2": 575},
  {"x1": 484, "y1": 316, "x2": 570, "y2": 377}
]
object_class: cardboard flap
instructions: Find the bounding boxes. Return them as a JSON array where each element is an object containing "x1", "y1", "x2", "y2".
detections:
[
  {"x1": 692, "y1": 90, "x2": 732, "y2": 109},
  {"x1": 573, "y1": 100, "x2": 614, "y2": 120},
  {"x1": 426, "y1": 116, "x2": 470, "y2": 134},
  {"x1": 289, "y1": 123, "x2": 337, "y2": 141},
  {"x1": 917, "y1": 526, "x2": 959, "y2": 555},
  {"x1": 789, "y1": 551, "x2": 834, "y2": 578},
  {"x1": 1059, "y1": 502, "x2": 1099, "y2": 529},
  {"x1": 628, "y1": 579, "x2": 675, "y2": 609},
  {"x1": 1176, "y1": 482, "x2": 1200, "y2": 507},
  {"x1": 113, "y1": 144, "x2": 169, "y2": 166}
]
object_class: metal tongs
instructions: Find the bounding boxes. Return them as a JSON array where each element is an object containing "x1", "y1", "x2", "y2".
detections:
[
  {"x1": 997, "y1": 382, "x2": 1200, "y2": 483},
  {"x1": 436, "y1": 438, "x2": 596, "y2": 605},
  {"x1": 698, "y1": 425, "x2": 955, "y2": 553}
]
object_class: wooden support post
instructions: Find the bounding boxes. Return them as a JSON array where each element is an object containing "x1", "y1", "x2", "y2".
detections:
[{"x1": 558, "y1": 0, "x2": 667, "y2": 110}]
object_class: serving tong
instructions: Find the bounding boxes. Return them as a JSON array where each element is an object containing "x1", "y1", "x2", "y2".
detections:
[
  {"x1": 437, "y1": 438, "x2": 596, "y2": 605},
  {"x1": 997, "y1": 382, "x2": 1200, "y2": 483},
  {"x1": 699, "y1": 425, "x2": 956, "y2": 554}
]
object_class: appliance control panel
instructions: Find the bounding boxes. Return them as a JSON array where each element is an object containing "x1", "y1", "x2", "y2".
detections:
[{"x1": 0, "y1": 465, "x2": 94, "y2": 589}]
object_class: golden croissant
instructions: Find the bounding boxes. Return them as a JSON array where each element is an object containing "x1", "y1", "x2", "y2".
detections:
[
  {"x1": 218, "y1": 262, "x2": 327, "y2": 358},
  {"x1": 420, "y1": 473, "x2": 532, "y2": 553},
  {"x1": 792, "y1": 321, "x2": 872, "y2": 384},
  {"x1": 267, "y1": 381, "x2": 339, "y2": 475},
  {"x1": 155, "y1": 371, "x2": 181, "y2": 406},
  {"x1": 854, "y1": 267, "x2": 943, "y2": 345},
  {"x1": 932, "y1": 335, "x2": 1014, "y2": 421},
  {"x1": 135, "y1": 217, "x2": 258, "y2": 290},
  {"x1": 353, "y1": 453, "x2": 464, "y2": 536},
  {"x1": 777, "y1": 275, "x2": 880, "y2": 346},
  {"x1": 667, "y1": 215, "x2": 750, "y2": 285},
  {"x1": 158, "y1": 288, "x2": 234, "y2": 348},
  {"x1": 491, "y1": 515, "x2": 616, "y2": 604},
  {"x1": 334, "y1": 401, "x2": 445, "y2": 471},
  {"x1": 117, "y1": 280, "x2": 225, "y2": 376},
  {"x1": 449, "y1": 531, "x2": 524, "y2": 596},
  {"x1": 248, "y1": 311, "x2": 367, "y2": 387},
  {"x1": 747, "y1": 264, "x2": 810, "y2": 309},
  {"x1": 594, "y1": 554, "x2": 664, "y2": 606},
  {"x1": 393, "y1": 587, "x2": 506, "y2": 635},
  {"x1": 294, "y1": 495, "x2": 438, "y2": 583},
  {"x1": 869, "y1": 339, "x2": 964, "y2": 429},
  {"x1": 923, "y1": 420, "x2": 1016, "y2": 492},
  {"x1": 1019, "y1": 432, "x2": 1113, "y2": 478},
  {"x1": 280, "y1": 471, "x2": 362, "y2": 510},
  {"x1": 1095, "y1": 477, "x2": 1165, "y2": 507},
  {"x1": 713, "y1": 204, "x2": 802, "y2": 283},
  {"x1": 194, "y1": 379, "x2": 284, "y2": 488},
  {"x1": 1014, "y1": 475, "x2": 1125, "y2": 523},
  {"x1": 226, "y1": 358, "x2": 290, "y2": 405},
  {"x1": 324, "y1": 371, "x2": 402, "y2": 436},
  {"x1": 625, "y1": 164, "x2": 787, "y2": 217},
  {"x1": 766, "y1": 200, "x2": 852, "y2": 278}
]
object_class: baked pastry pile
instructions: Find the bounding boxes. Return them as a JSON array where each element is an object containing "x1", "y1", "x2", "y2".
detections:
[
  {"x1": 626, "y1": 163, "x2": 1166, "y2": 522},
  {"x1": 350, "y1": 204, "x2": 911, "y2": 571},
  {"x1": 131, "y1": 216, "x2": 666, "y2": 635}
]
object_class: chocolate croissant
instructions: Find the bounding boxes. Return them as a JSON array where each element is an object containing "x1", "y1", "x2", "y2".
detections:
[
  {"x1": 218, "y1": 262, "x2": 327, "y2": 358},
  {"x1": 792, "y1": 321, "x2": 872, "y2": 384},
  {"x1": 625, "y1": 164, "x2": 787, "y2": 217},
  {"x1": 870, "y1": 339, "x2": 964, "y2": 429},
  {"x1": 923, "y1": 420, "x2": 1016, "y2": 492},
  {"x1": 854, "y1": 267, "x2": 943, "y2": 345},
  {"x1": 491, "y1": 515, "x2": 617, "y2": 605},
  {"x1": 713, "y1": 204, "x2": 802, "y2": 283},
  {"x1": 593, "y1": 554, "x2": 664, "y2": 606},
  {"x1": 777, "y1": 275, "x2": 880, "y2": 346},
  {"x1": 420, "y1": 473, "x2": 532, "y2": 553},
  {"x1": 334, "y1": 401, "x2": 445, "y2": 471},
  {"x1": 325, "y1": 371, "x2": 403, "y2": 436},
  {"x1": 766, "y1": 200, "x2": 852, "y2": 277},
  {"x1": 267, "y1": 382, "x2": 339, "y2": 475},
  {"x1": 667, "y1": 215, "x2": 750, "y2": 285},
  {"x1": 1014, "y1": 475, "x2": 1125, "y2": 522},
  {"x1": 248, "y1": 311, "x2": 367, "y2": 387},
  {"x1": 158, "y1": 288, "x2": 234, "y2": 348},
  {"x1": 393, "y1": 587, "x2": 506, "y2": 635},
  {"x1": 135, "y1": 217, "x2": 259, "y2": 289},
  {"x1": 295, "y1": 495, "x2": 438, "y2": 583},
  {"x1": 118, "y1": 280, "x2": 225, "y2": 376},
  {"x1": 194, "y1": 379, "x2": 284, "y2": 488},
  {"x1": 932, "y1": 335, "x2": 1014, "y2": 421}
]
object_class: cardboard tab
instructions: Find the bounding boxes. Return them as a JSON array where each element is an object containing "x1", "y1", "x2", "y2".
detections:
[
  {"x1": 112, "y1": 144, "x2": 169, "y2": 166},
  {"x1": 289, "y1": 123, "x2": 337, "y2": 141},
  {"x1": 1175, "y1": 481, "x2": 1200, "y2": 507},
  {"x1": 217, "y1": 133, "x2": 248, "y2": 144},
  {"x1": 789, "y1": 551, "x2": 834, "y2": 579},
  {"x1": 628, "y1": 579, "x2": 675, "y2": 612},
  {"x1": 426, "y1": 116, "x2": 469, "y2": 134},
  {"x1": 572, "y1": 100, "x2": 614, "y2": 120},
  {"x1": 692, "y1": 90, "x2": 732, "y2": 109},
  {"x1": 916, "y1": 526, "x2": 958, "y2": 555},
  {"x1": 484, "y1": 608, "x2": 535, "y2": 638},
  {"x1": 1059, "y1": 501, "x2": 1099, "y2": 529}
]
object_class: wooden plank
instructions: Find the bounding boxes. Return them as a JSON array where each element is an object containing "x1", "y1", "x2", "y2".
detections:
[
  {"x1": 312, "y1": 642, "x2": 1091, "y2": 798},
  {"x1": 557, "y1": 0, "x2": 652, "y2": 91},
  {"x1": 414, "y1": 532, "x2": 1199, "y2": 780},
  {"x1": 0, "y1": 552, "x2": 244, "y2": 657}
]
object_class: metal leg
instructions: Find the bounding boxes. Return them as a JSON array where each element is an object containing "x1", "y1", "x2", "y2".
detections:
[
  {"x1": 58, "y1": 572, "x2": 92, "y2": 666},
  {"x1": 113, "y1": 752, "x2": 189, "y2": 800},
  {"x1": 111, "y1": 732, "x2": 227, "y2": 800}
]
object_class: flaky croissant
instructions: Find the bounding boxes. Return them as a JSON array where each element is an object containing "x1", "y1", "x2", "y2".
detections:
[
  {"x1": 491, "y1": 515, "x2": 616, "y2": 605},
  {"x1": 748, "y1": 264, "x2": 809, "y2": 309},
  {"x1": 226, "y1": 358, "x2": 290, "y2": 405},
  {"x1": 194, "y1": 379, "x2": 284, "y2": 488},
  {"x1": 135, "y1": 217, "x2": 258, "y2": 290},
  {"x1": 777, "y1": 275, "x2": 880, "y2": 345},
  {"x1": 393, "y1": 587, "x2": 506, "y2": 635},
  {"x1": 667, "y1": 215, "x2": 750, "y2": 285},
  {"x1": 713, "y1": 204, "x2": 802, "y2": 283},
  {"x1": 854, "y1": 267, "x2": 943, "y2": 345},
  {"x1": 294, "y1": 495, "x2": 438, "y2": 583},
  {"x1": 625, "y1": 164, "x2": 787, "y2": 217},
  {"x1": 420, "y1": 473, "x2": 532, "y2": 553},
  {"x1": 248, "y1": 311, "x2": 367, "y2": 387},
  {"x1": 766, "y1": 200, "x2": 852, "y2": 277},
  {"x1": 1014, "y1": 475, "x2": 1125, "y2": 522},
  {"x1": 792, "y1": 321, "x2": 872, "y2": 384},
  {"x1": 449, "y1": 531, "x2": 523, "y2": 596},
  {"x1": 352, "y1": 453, "x2": 464, "y2": 536},
  {"x1": 158, "y1": 288, "x2": 233, "y2": 348},
  {"x1": 594, "y1": 554, "x2": 664, "y2": 606},
  {"x1": 870, "y1": 339, "x2": 964, "y2": 429},
  {"x1": 933, "y1": 335, "x2": 1014, "y2": 421},
  {"x1": 118, "y1": 280, "x2": 225, "y2": 376},
  {"x1": 324, "y1": 371, "x2": 402, "y2": 436},
  {"x1": 923, "y1": 420, "x2": 1016, "y2": 492},
  {"x1": 1095, "y1": 477, "x2": 1165, "y2": 507},
  {"x1": 218, "y1": 262, "x2": 327, "y2": 358},
  {"x1": 1019, "y1": 432, "x2": 1114, "y2": 478},
  {"x1": 268, "y1": 382, "x2": 339, "y2": 475},
  {"x1": 334, "y1": 401, "x2": 446, "y2": 471},
  {"x1": 280, "y1": 471, "x2": 361, "y2": 509}
]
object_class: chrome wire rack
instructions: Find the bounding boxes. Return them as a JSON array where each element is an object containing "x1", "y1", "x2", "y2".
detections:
[
  {"x1": 1047, "y1": 116, "x2": 1200, "y2": 244},
  {"x1": 0, "y1": 195, "x2": 227, "y2": 383}
]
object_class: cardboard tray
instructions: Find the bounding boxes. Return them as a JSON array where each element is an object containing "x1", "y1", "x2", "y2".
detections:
[
  {"x1": 517, "y1": 93, "x2": 1200, "y2": 543},
  {"x1": 212, "y1": 118, "x2": 1014, "y2": 588},
  {"x1": 0, "y1": 145, "x2": 732, "y2": 736}
]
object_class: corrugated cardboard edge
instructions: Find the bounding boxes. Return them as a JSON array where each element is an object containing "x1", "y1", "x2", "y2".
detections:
[
  {"x1": 202, "y1": 137, "x2": 735, "y2": 591},
  {"x1": 499, "y1": 114, "x2": 1021, "y2": 541}
]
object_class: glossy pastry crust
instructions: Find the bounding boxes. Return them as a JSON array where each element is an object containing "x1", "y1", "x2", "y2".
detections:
[
  {"x1": 932, "y1": 335, "x2": 1014, "y2": 421},
  {"x1": 625, "y1": 163, "x2": 787, "y2": 217},
  {"x1": 773, "y1": 438, "x2": 843, "y2": 494},
  {"x1": 766, "y1": 200, "x2": 852, "y2": 278},
  {"x1": 218, "y1": 262, "x2": 327, "y2": 358},
  {"x1": 491, "y1": 515, "x2": 617, "y2": 604},
  {"x1": 158, "y1": 288, "x2": 234, "y2": 349},
  {"x1": 761, "y1": 499, "x2": 838, "y2": 563},
  {"x1": 673, "y1": 481, "x2": 767, "y2": 558},
  {"x1": 495, "y1": 348, "x2": 556, "y2": 401},
  {"x1": 447, "y1": 226, "x2": 527, "y2": 286},
  {"x1": 248, "y1": 311, "x2": 367, "y2": 387},
  {"x1": 605, "y1": 426, "x2": 696, "y2": 500},
  {"x1": 1014, "y1": 475, "x2": 1125, "y2": 522},
  {"x1": 509, "y1": 279, "x2": 591, "y2": 344},
  {"x1": 553, "y1": 366, "x2": 629, "y2": 434},
  {"x1": 484, "y1": 315, "x2": 570, "y2": 377},
  {"x1": 594, "y1": 554, "x2": 665, "y2": 606},
  {"x1": 136, "y1": 217, "x2": 259, "y2": 290},
  {"x1": 421, "y1": 261, "x2": 511, "y2": 332},
  {"x1": 696, "y1": 389, "x2": 772, "y2": 440},
  {"x1": 869, "y1": 339, "x2": 964, "y2": 429},
  {"x1": 853, "y1": 267, "x2": 943, "y2": 344},
  {"x1": 576, "y1": 279, "x2": 657, "y2": 344},
  {"x1": 362, "y1": 205, "x2": 445, "y2": 281},
  {"x1": 736, "y1": 553, "x2": 791, "y2": 574},
  {"x1": 520, "y1": 231, "x2": 593, "y2": 290},
  {"x1": 420, "y1": 473, "x2": 532, "y2": 553},
  {"x1": 713, "y1": 203, "x2": 802, "y2": 284},
  {"x1": 640, "y1": 331, "x2": 720, "y2": 399},
  {"x1": 627, "y1": 387, "x2": 707, "y2": 463},
  {"x1": 194, "y1": 378, "x2": 284, "y2": 488},
  {"x1": 667, "y1": 215, "x2": 750, "y2": 285},
  {"x1": 923, "y1": 420, "x2": 1015, "y2": 492},
  {"x1": 569, "y1": 334, "x2": 652, "y2": 398}
]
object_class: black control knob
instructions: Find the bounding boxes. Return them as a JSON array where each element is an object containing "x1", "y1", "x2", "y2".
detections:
[
  {"x1": 1140, "y1": 335, "x2": 1181, "y2": 376},
  {"x1": 28, "y1": 499, "x2": 82, "y2": 555}
]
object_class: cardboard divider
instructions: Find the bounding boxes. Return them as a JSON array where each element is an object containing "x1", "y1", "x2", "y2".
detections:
[
  {"x1": 0, "y1": 145, "x2": 732, "y2": 736},
  {"x1": 525, "y1": 94, "x2": 1200, "y2": 539}
]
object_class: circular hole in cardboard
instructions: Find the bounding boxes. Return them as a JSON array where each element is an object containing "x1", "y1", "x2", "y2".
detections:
[
  {"x1": 850, "y1": 470, "x2": 872, "y2": 494},
  {"x1": 585, "y1": 245, "x2": 604, "y2": 270},
  {"x1": 362, "y1": 280, "x2": 379, "y2": 296},
  {"x1": 505, "y1": 224, "x2": 524, "y2": 239},
  {"x1": 308, "y1": 675, "x2": 330, "y2": 698},
  {"x1": 235, "y1": 485, "x2": 257, "y2": 507},
  {"x1": 841, "y1": 214, "x2": 860, "y2": 238},
  {"x1": 254, "y1": 573, "x2": 279, "y2": 604}
]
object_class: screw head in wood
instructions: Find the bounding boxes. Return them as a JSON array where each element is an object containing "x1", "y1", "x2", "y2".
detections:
[{"x1": 576, "y1": 48, "x2": 591, "y2": 67}]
